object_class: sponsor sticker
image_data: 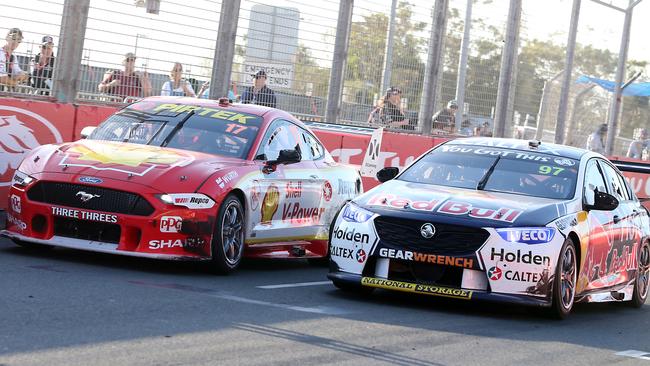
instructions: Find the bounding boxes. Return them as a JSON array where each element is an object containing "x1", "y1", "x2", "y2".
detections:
[
  {"x1": 216, "y1": 171, "x2": 239, "y2": 189},
  {"x1": 160, "y1": 216, "x2": 183, "y2": 233},
  {"x1": 10, "y1": 194, "x2": 20, "y2": 213},
  {"x1": 78, "y1": 176, "x2": 103, "y2": 184},
  {"x1": 51, "y1": 206, "x2": 118, "y2": 223},
  {"x1": 7, "y1": 213, "x2": 27, "y2": 230},
  {"x1": 361, "y1": 277, "x2": 472, "y2": 300},
  {"x1": 168, "y1": 194, "x2": 215, "y2": 209},
  {"x1": 149, "y1": 238, "x2": 205, "y2": 250},
  {"x1": 378, "y1": 248, "x2": 474, "y2": 269},
  {"x1": 282, "y1": 202, "x2": 325, "y2": 225},
  {"x1": 322, "y1": 180, "x2": 332, "y2": 202}
]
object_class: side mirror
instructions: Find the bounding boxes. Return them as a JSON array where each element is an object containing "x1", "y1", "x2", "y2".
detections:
[
  {"x1": 80, "y1": 126, "x2": 96, "y2": 139},
  {"x1": 585, "y1": 190, "x2": 619, "y2": 211},
  {"x1": 265, "y1": 149, "x2": 301, "y2": 170},
  {"x1": 377, "y1": 167, "x2": 399, "y2": 183}
]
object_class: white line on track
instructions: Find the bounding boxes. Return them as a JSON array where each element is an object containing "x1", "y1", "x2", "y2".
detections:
[
  {"x1": 615, "y1": 350, "x2": 650, "y2": 361},
  {"x1": 257, "y1": 281, "x2": 332, "y2": 289}
]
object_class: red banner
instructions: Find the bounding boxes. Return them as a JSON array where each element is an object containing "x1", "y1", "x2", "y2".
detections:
[{"x1": 0, "y1": 98, "x2": 75, "y2": 208}]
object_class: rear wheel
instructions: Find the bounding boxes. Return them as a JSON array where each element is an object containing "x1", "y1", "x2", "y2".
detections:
[
  {"x1": 630, "y1": 241, "x2": 650, "y2": 308},
  {"x1": 209, "y1": 195, "x2": 245, "y2": 275},
  {"x1": 550, "y1": 239, "x2": 577, "y2": 319}
]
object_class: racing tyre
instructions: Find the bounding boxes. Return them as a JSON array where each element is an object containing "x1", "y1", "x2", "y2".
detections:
[
  {"x1": 550, "y1": 239, "x2": 577, "y2": 319},
  {"x1": 209, "y1": 194, "x2": 245, "y2": 275},
  {"x1": 308, "y1": 205, "x2": 344, "y2": 267},
  {"x1": 630, "y1": 241, "x2": 650, "y2": 308}
]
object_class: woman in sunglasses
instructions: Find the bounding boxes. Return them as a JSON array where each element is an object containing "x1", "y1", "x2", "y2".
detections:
[
  {"x1": 0, "y1": 28, "x2": 28, "y2": 87},
  {"x1": 161, "y1": 62, "x2": 196, "y2": 97}
]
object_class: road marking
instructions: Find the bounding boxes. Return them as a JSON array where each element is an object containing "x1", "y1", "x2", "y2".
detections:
[
  {"x1": 616, "y1": 350, "x2": 650, "y2": 361},
  {"x1": 257, "y1": 280, "x2": 332, "y2": 289},
  {"x1": 129, "y1": 280, "x2": 350, "y2": 315}
]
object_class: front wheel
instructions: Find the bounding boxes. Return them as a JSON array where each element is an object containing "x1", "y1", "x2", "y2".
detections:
[
  {"x1": 209, "y1": 194, "x2": 245, "y2": 274},
  {"x1": 630, "y1": 241, "x2": 650, "y2": 308},
  {"x1": 550, "y1": 239, "x2": 577, "y2": 319}
]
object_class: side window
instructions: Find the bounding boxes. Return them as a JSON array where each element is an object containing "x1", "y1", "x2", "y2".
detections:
[
  {"x1": 583, "y1": 159, "x2": 607, "y2": 204},
  {"x1": 301, "y1": 130, "x2": 324, "y2": 160},
  {"x1": 599, "y1": 162, "x2": 629, "y2": 201},
  {"x1": 257, "y1": 120, "x2": 300, "y2": 161}
]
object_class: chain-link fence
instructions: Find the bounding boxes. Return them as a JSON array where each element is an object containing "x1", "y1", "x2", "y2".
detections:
[{"x1": 0, "y1": 0, "x2": 647, "y2": 156}]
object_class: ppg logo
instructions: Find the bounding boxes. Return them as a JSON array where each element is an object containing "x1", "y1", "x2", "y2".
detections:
[{"x1": 160, "y1": 216, "x2": 183, "y2": 233}]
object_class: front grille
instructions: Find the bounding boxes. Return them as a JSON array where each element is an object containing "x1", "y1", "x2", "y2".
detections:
[
  {"x1": 54, "y1": 216, "x2": 121, "y2": 243},
  {"x1": 27, "y1": 182, "x2": 154, "y2": 216},
  {"x1": 388, "y1": 259, "x2": 464, "y2": 287},
  {"x1": 373, "y1": 216, "x2": 489, "y2": 255}
]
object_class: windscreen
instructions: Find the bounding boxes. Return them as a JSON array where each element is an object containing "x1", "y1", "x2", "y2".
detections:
[
  {"x1": 89, "y1": 102, "x2": 262, "y2": 159},
  {"x1": 399, "y1": 144, "x2": 579, "y2": 199}
]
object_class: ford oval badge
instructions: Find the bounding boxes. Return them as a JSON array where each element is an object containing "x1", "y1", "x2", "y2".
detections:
[{"x1": 79, "y1": 176, "x2": 103, "y2": 184}]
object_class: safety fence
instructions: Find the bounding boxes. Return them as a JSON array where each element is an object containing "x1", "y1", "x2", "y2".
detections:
[{"x1": 0, "y1": 0, "x2": 647, "y2": 157}]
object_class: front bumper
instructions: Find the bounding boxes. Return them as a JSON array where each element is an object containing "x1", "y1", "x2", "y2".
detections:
[
  {"x1": 328, "y1": 271, "x2": 551, "y2": 307},
  {"x1": 1, "y1": 231, "x2": 208, "y2": 261}
]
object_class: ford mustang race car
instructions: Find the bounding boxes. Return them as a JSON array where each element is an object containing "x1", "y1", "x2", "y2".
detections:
[
  {"x1": 328, "y1": 137, "x2": 650, "y2": 318},
  {"x1": 2, "y1": 96, "x2": 362, "y2": 273}
]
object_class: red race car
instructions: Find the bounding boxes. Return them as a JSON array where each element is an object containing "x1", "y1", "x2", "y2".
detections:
[{"x1": 2, "y1": 97, "x2": 362, "y2": 273}]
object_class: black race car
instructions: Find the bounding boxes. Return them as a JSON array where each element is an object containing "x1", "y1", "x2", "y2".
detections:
[{"x1": 328, "y1": 138, "x2": 650, "y2": 318}]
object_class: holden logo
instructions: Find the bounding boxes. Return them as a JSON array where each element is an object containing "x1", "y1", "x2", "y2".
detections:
[
  {"x1": 420, "y1": 223, "x2": 436, "y2": 239},
  {"x1": 76, "y1": 191, "x2": 101, "y2": 203},
  {"x1": 488, "y1": 266, "x2": 502, "y2": 280}
]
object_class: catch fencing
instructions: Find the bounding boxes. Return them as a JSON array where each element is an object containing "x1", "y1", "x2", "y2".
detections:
[{"x1": 0, "y1": 0, "x2": 646, "y2": 156}]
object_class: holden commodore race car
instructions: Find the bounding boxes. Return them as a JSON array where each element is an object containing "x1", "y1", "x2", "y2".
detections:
[
  {"x1": 2, "y1": 96, "x2": 362, "y2": 273},
  {"x1": 328, "y1": 137, "x2": 650, "y2": 318}
]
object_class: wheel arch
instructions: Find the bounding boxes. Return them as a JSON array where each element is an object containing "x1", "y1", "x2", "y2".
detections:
[{"x1": 567, "y1": 231, "x2": 581, "y2": 272}]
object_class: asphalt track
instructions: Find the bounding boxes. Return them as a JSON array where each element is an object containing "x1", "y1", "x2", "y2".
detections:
[{"x1": 1, "y1": 237, "x2": 649, "y2": 366}]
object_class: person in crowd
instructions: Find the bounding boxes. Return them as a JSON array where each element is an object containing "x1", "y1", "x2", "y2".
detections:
[
  {"x1": 586, "y1": 123, "x2": 608, "y2": 155},
  {"x1": 475, "y1": 121, "x2": 493, "y2": 137},
  {"x1": 627, "y1": 128, "x2": 649, "y2": 160},
  {"x1": 367, "y1": 86, "x2": 410, "y2": 129},
  {"x1": 160, "y1": 62, "x2": 196, "y2": 97},
  {"x1": 197, "y1": 80, "x2": 237, "y2": 101},
  {"x1": 0, "y1": 28, "x2": 28, "y2": 87},
  {"x1": 98, "y1": 52, "x2": 151, "y2": 100},
  {"x1": 30, "y1": 35, "x2": 55, "y2": 94},
  {"x1": 459, "y1": 118, "x2": 473, "y2": 136},
  {"x1": 241, "y1": 70, "x2": 276, "y2": 108},
  {"x1": 433, "y1": 100, "x2": 458, "y2": 133}
]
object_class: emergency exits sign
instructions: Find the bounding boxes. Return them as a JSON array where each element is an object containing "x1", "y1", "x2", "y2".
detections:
[{"x1": 242, "y1": 61, "x2": 294, "y2": 89}]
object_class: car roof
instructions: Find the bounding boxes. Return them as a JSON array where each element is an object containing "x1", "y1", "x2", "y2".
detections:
[{"x1": 446, "y1": 137, "x2": 587, "y2": 160}]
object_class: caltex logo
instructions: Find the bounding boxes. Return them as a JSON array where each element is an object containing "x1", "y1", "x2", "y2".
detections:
[
  {"x1": 356, "y1": 249, "x2": 367, "y2": 263},
  {"x1": 488, "y1": 266, "x2": 502, "y2": 280}
]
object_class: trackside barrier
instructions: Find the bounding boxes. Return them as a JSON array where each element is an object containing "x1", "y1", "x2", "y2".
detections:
[{"x1": 1, "y1": 97, "x2": 650, "y2": 212}]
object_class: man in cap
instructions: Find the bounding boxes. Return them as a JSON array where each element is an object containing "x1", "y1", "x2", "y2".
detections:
[
  {"x1": 98, "y1": 52, "x2": 151, "y2": 101},
  {"x1": 30, "y1": 35, "x2": 56, "y2": 94},
  {"x1": 432, "y1": 100, "x2": 459, "y2": 133},
  {"x1": 627, "y1": 128, "x2": 649, "y2": 160},
  {"x1": 0, "y1": 28, "x2": 28, "y2": 87},
  {"x1": 241, "y1": 70, "x2": 276, "y2": 108},
  {"x1": 586, "y1": 123, "x2": 608, "y2": 155}
]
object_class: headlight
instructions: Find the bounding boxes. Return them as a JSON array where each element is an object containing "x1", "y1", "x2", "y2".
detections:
[
  {"x1": 496, "y1": 227, "x2": 555, "y2": 245},
  {"x1": 341, "y1": 202, "x2": 374, "y2": 223},
  {"x1": 12, "y1": 170, "x2": 35, "y2": 187},
  {"x1": 156, "y1": 193, "x2": 215, "y2": 209}
]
